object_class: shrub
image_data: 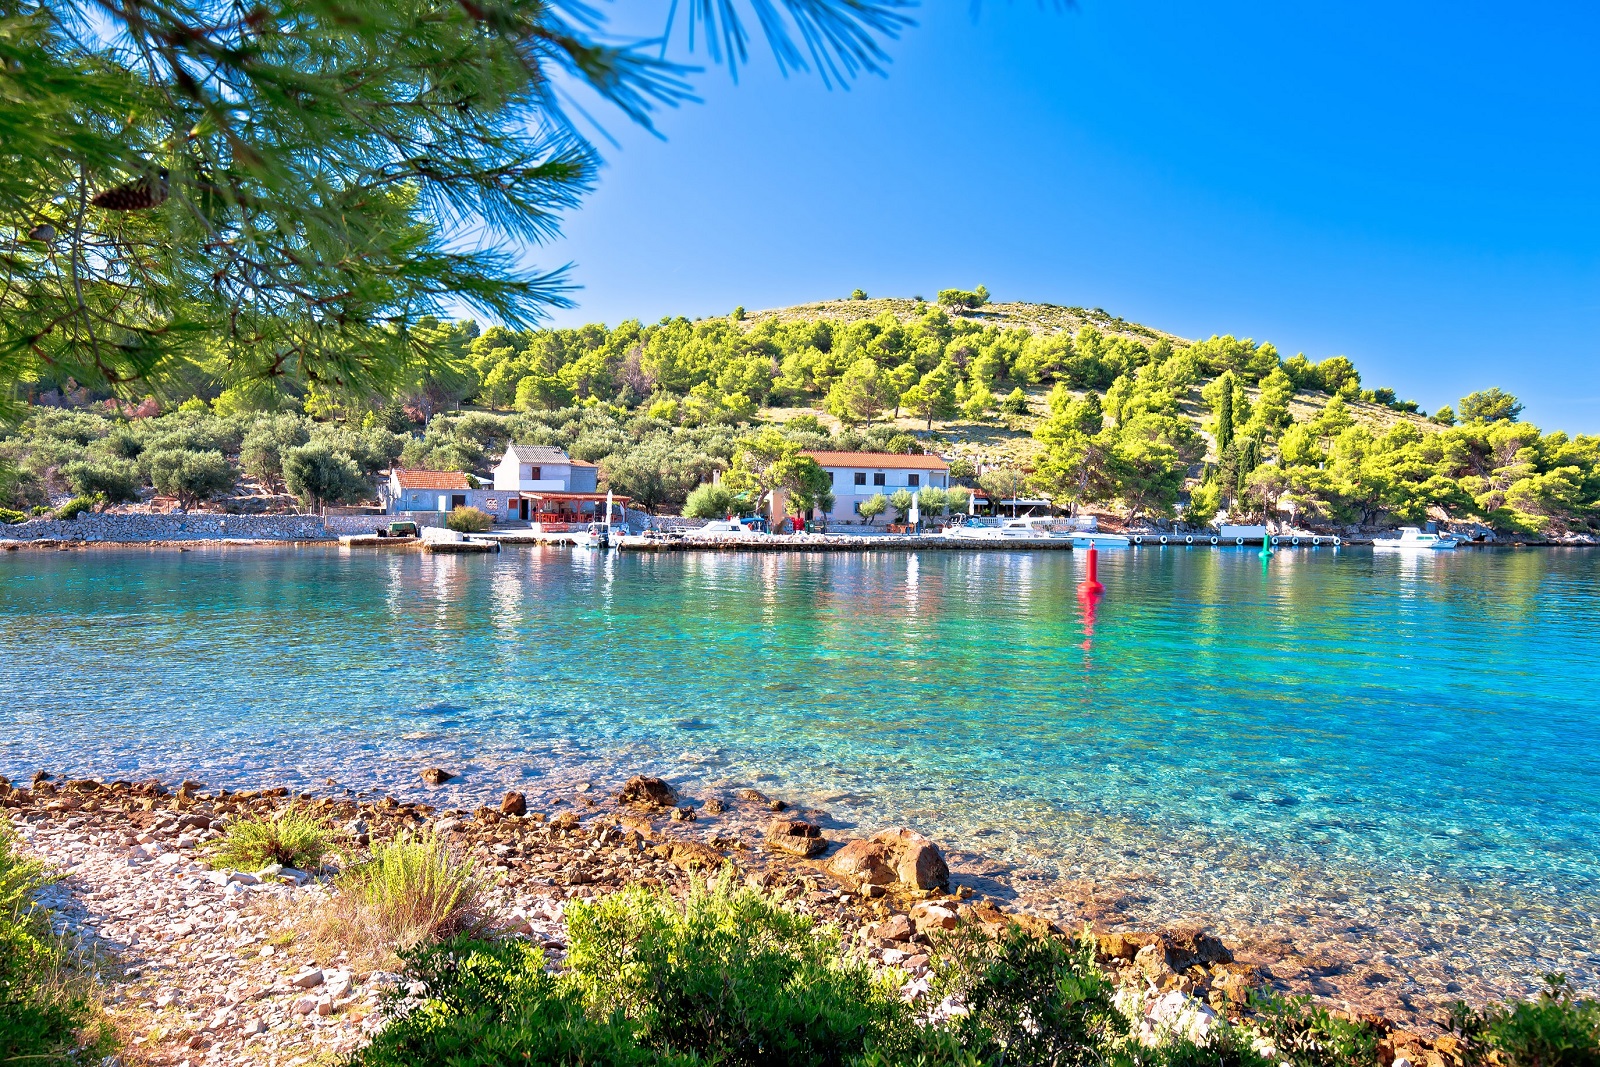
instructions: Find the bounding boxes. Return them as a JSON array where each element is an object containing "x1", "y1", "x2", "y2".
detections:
[
  {"x1": 1450, "y1": 975, "x2": 1600, "y2": 1067},
  {"x1": 921, "y1": 923, "x2": 1126, "y2": 1066},
  {"x1": 0, "y1": 507, "x2": 24, "y2": 524},
  {"x1": 53, "y1": 495, "x2": 98, "y2": 521},
  {"x1": 1001, "y1": 387, "x2": 1031, "y2": 416},
  {"x1": 563, "y1": 875, "x2": 906, "y2": 1063},
  {"x1": 315, "y1": 832, "x2": 492, "y2": 966},
  {"x1": 62, "y1": 459, "x2": 141, "y2": 503},
  {"x1": 0, "y1": 827, "x2": 113, "y2": 1063},
  {"x1": 1249, "y1": 988, "x2": 1381, "y2": 1067},
  {"x1": 683, "y1": 482, "x2": 744, "y2": 519},
  {"x1": 146, "y1": 447, "x2": 235, "y2": 508},
  {"x1": 205, "y1": 806, "x2": 331, "y2": 871},
  {"x1": 446, "y1": 506, "x2": 493, "y2": 533},
  {"x1": 355, "y1": 875, "x2": 908, "y2": 1067}
]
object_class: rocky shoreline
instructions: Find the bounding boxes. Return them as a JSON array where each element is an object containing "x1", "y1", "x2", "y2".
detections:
[{"x1": 3, "y1": 771, "x2": 1482, "y2": 1067}]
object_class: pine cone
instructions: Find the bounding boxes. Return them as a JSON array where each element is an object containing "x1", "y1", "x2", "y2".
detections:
[{"x1": 92, "y1": 169, "x2": 169, "y2": 211}]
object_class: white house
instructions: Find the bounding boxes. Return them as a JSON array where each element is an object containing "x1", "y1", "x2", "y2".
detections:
[
  {"x1": 492, "y1": 444, "x2": 622, "y2": 525},
  {"x1": 801, "y1": 451, "x2": 952, "y2": 524}
]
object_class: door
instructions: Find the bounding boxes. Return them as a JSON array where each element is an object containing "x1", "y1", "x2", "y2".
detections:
[{"x1": 451, "y1": 494, "x2": 466, "y2": 510}]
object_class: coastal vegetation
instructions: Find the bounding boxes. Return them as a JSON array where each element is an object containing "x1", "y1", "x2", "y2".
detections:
[
  {"x1": 352, "y1": 874, "x2": 1600, "y2": 1067},
  {"x1": 4, "y1": 298, "x2": 1596, "y2": 536},
  {"x1": 0, "y1": 827, "x2": 111, "y2": 1063},
  {"x1": 312, "y1": 832, "x2": 494, "y2": 969},
  {"x1": 205, "y1": 806, "x2": 333, "y2": 872}
]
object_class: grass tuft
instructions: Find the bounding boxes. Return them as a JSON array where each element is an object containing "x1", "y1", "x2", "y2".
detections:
[
  {"x1": 311, "y1": 832, "x2": 493, "y2": 969},
  {"x1": 205, "y1": 805, "x2": 332, "y2": 871}
]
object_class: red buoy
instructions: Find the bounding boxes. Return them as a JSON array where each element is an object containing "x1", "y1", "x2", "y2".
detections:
[{"x1": 1078, "y1": 543, "x2": 1105, "y2": 597}]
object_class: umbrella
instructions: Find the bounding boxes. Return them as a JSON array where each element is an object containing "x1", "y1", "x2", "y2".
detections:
[
  {"x1": 910, "y1": 491, "x2": 920, "y2": 528},
  {"x1": 605, "y1": 489, "x2": 614, "y2": 526}
]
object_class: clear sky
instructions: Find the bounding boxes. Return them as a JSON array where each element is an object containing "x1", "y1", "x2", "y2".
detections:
[{"x1": 530, "y1": 2, "x2": 1600, "y2": 433}]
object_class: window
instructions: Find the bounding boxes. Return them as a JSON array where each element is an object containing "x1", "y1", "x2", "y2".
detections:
[
  {"x1": 873, "y1": 472, "x2": 886, "y2": 486},
  {"x1": 528, "y1": 466, "x2": 542, "y2": 481},
  {"x1": 853, "y1": 501, "x2": 863, "y2": 513},
  {"x1": 828, "y1": 471, "x2": 835, "y2": 484},
  {"x1": 908, "y1": 474, "x2": 920, "y2": 487},
  {"x1": 854, "y1": 472, "x2": 866, "y2": 486}
]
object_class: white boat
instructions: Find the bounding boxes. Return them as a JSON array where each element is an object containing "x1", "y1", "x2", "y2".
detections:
[
  {"x1": 697, "y1": 519, "x2": 758, "y2": 539},
  {"x1": 1072, "y1": 532, "x2": 1132, "y2": 548},
  {"x1": 942, "y1": 523, "x2": 1007, "y2": 541},
  {"x1": 1373, "y1": 527, "x2": 1459, "y2": 550}
]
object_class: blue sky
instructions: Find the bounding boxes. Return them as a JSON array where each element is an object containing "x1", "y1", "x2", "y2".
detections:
[{"x1": 532, "y1": 2, "x2": 1600, "y2": 432}]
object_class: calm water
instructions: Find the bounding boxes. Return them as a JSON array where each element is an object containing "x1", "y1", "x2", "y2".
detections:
[{"x1": 3, "y1": 545, "x2": 1598, "y2": 999}]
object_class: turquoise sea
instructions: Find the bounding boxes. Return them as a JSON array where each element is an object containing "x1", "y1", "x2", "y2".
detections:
[{"x1": 3, "y1": 545, "x2": 1597, "y2": 1004}]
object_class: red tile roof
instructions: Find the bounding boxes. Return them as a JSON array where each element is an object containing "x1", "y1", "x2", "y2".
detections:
[
  {"x1": 802, "y1": 451, "x2": 951, "y2": 471},
  {"x1": 391, "y1": 469, "x2": 473, "y2": 490}
]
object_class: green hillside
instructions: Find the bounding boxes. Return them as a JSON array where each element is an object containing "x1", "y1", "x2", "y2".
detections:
[{"x1": 4, "y1": 293, "x2": 1596, "y2": 537}]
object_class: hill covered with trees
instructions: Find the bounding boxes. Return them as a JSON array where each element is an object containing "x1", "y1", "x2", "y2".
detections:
[{"x1": 5, "y1": 291, "x2": 1596, "y2": 537}]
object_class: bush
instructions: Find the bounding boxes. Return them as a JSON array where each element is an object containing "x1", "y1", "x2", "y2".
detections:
[
  {"x1": 205, "y1": 806, "x2": 331, "y2": 871},
  {"x1": 1451, "y1": 975, "x2": 1600, "y2": 1067},
  {"x1": 53, "y1": 495, "x2": 98, "y2": 521},
  {"x1": 1249, "y1": 988, "x2": 1381, "y2": 1067},
  {"x1": 446, "y1": 506, "x2": 493, "y2": 533},
  {"x1": 355, "y1": 875, "x2": 908, "y2": 1067},
  {"x1": 0, "y1": 507, "x2": 25, "y2": 524},
  {"x1": 683, "y1": 482, "x2": 744, "y2": 519},
  {"x1": 1001, "y1": 387, "x2": 1031, "y2": 416},
  {"x1": 146, "y1": 447, "x2": 236, "y2": 508},
  {"x1": 314, "y1": 832, "x2": 492, "y2": 966},
  {"x1": 61, "y1": 459, "x2": 141, "y2": 503},
  {"x1": 921, "y1": 923, "x2": 1126, "y2": 1066},
  {"x1": 0, "y1": 827, "x2": 113, "y2": 1063}
]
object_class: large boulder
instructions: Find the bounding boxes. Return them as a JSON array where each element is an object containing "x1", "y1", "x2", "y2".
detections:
[
  {"x1": 764, "y1": 818, "x2": 827, "y2": 857},
  {"x1": 617, "y1": 775, "x2": 677, "y2": 808},
  {"x1": 873, "y1": 827, "x2": 949, "y2": 891},
  {"x1": 826, "y1": 839, "x2": 897, "y2": 886},
  {"x1": 827, "y1": 827, "x2": 949, "y2": 891}
]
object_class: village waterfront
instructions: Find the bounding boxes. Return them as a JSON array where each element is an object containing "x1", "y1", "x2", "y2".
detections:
[{"x1": 4, "y1": 544, "x2": 1598, "y2": 1019}]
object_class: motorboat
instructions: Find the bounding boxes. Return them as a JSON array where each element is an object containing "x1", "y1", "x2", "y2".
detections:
[
  {"x1": 1071, "y1": 531, "x2": 1132, "y2": 548},
  {"x1": 697, "y1": 519, "x2": 758, "y2": 539},
  {"x1": 1373, "y1": 527, "x2": 1459, "y2": 550},
  {"x1": 576, "y1": 521, "x2": 610, "y2": 549}
]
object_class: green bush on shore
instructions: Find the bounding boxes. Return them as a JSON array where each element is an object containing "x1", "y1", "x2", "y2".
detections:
[
  {"x1": 445, "y1": 506, "x2": 493, "y2": 533},
  {"x1": 351, "y1": 874, "x2": 1600, "y2": 1067},
  {"x1": 0, "y1": 506, "x2": 24, "y2": 524},
  {"x1": 52, "y1": 494, "x2": 98, "y2": 520},
  {"x1": 0, "y1": 827, "x2": 114, "y2": 1064}
]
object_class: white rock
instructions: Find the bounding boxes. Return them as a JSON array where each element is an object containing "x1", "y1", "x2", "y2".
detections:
[
  {"x1": 325, "y1": 972, "x2": 353, "y2": 999},
  {"x1": 291, "y1": 996, "x2": 318, "y2": 1015},
  {"x1": 291, "y1": 968, "x2": 324, "y2": 989},
  {"x1": 241, "y1": 1018, "x2": 267, "y2": 1036},
  {"x1": 206, "y1": 1008, "x2": 231, "y2": 1031},
  {"x1": 315, "y1": 994, "x2": 333, "y2": 1016}
]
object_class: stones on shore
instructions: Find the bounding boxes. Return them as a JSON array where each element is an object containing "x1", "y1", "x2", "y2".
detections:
[
  {"x1": 420, "y1": 767, "x2": 456, "y2": 786},
  {"x1": 617, "y1": 775, "x2": 677, "y2": 808},
  {"x1": 501, "y1": 791, "x2": 527, "y2": 817},
  {"x1": 704, "y1": 797, "x2": 726, "y2": 815},
  {"x1": 763, "y1": 818, "x2": 827, "y2": 858},
  {"x1": 827, "y1": 828, "x2": 949, "y2": 891}
]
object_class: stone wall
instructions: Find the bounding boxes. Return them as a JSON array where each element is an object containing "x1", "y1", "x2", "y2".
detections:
[{"x1": 0, "y1": 513, "x2": 332, "y2": 543}]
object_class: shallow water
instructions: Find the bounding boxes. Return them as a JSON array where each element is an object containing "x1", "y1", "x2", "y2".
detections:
[{"x1": 4, "y1": 544, "x2": 1598, "y2": 1002}]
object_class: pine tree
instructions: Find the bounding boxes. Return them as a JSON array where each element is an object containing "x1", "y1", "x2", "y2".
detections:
[{"x1": 0, "y1": 2, "x2": 909, "y2": 407}]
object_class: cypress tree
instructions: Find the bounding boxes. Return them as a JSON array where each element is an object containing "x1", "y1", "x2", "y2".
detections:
[{"x1": 1216, "y1": 371, "x2": 1235, "y2": 454}]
